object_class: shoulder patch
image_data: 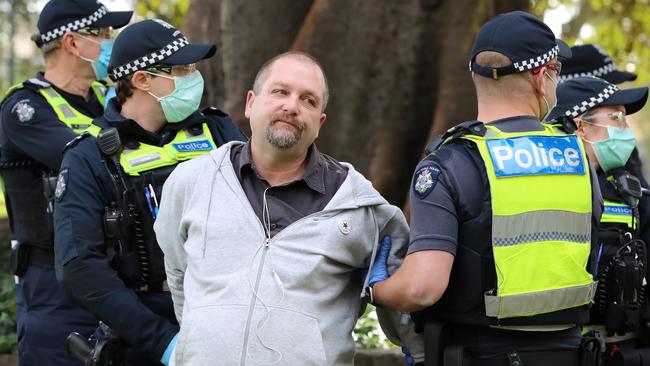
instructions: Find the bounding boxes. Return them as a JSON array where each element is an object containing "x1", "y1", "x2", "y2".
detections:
[
  {"x1": 11, "y1": 99, "x2": 35, "y2": 123},
  {"x1": 413, "y1": 164, "x2": 440, "y2": 199},
  {"x1": 55, "y1": 168, "x2": 68, "y2": 201}
]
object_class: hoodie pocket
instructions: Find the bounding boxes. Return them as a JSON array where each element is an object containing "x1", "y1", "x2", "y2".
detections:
[
  {"x1": 175, "y1": 305, "x2": 328, "y2": 365},
  {"x1": 175, "y1": 304, "x2": 249, "y2": 365},
  {"x1": 245, "y1": 307, "x2": 328, "y2": 365}
]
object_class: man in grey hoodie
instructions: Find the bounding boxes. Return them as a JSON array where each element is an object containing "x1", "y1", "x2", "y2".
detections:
[{"x1": 154, "y1": 51, "x2": 423, "y2": 365}]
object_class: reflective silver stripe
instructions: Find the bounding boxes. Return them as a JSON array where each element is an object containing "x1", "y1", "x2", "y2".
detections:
[
  {"x1": 485, "y1": 281, "x2": 597, "y2": 318},
  {"x1": 29, "y1": 78, "x2": 51, "y2": 88},
  {"x1": 128, "y1": 153, "x2": 162, "y2": 167},
  {"x1": 58, "y1": 104, "x2": 77, "y2": 119},
  {"x1": 41, "y1": 87, "x2": 59, "y2": 98},
  {"x1": 493, "y1": 210, "x2": 590, "y2": 247}
]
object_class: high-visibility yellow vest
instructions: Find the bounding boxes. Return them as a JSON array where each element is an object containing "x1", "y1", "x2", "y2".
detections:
[
  {"x1": 462, "y1": 123, "x2": 597, "y2": 319},
  {"x1": 5, "y1": 78, "x2": 106, "y2": 134},
  {"x1": 86, "y1": 123, "x2": 217, "y2": 176}
]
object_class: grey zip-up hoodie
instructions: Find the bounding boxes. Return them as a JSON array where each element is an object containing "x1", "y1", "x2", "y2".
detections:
[{"x1": 155, "y1": 142, "x2": 423, "y2": 365}]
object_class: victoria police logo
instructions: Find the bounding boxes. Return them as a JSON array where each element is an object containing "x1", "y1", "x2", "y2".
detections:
[
  {"x1": 11, "y1": 100, "x2": 35, "y2": 123},
  {"x1": 486, "y1": 135, "x2": 586, "y2": 178},
  {"x1": 55, "y1": 169, "x2": 68, "y2": 201},
  {"x1": 173, "y1": 139, "x2": 213, "y2": 152},
  {"x1": 413, "y1": 165, "x2": 440, "y2": 199}
]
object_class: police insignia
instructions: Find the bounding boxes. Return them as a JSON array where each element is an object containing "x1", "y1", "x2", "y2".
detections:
[
  {"x1": 413, "y1": 165, "x2": 440, "y2": 199},
  {"x1": 11, "y1": 99, "x2": 35, "y2": 123},
  {"x1": 55, "y1": 169, "x2": 68, "y2": 201}
]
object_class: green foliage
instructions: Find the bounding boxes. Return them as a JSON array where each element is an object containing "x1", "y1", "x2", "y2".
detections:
[
  {"x1": 353, "y1": 305, "x2": 397, "y2": 349},
  {"x1": 0, "y1": 274, "x2": 16, "y2": 353},
  {"x1": 532, "y1": 0, "x2": 650, "y2": 83},
  {"x1": 134, "y1": 0, "x2": 190, "y2": 29}
]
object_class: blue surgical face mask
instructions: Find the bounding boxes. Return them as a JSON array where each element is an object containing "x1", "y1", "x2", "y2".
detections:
[
  {"x1": 146, "y1": 71, "x2": 205, "y2": 123},
  {"x1": 586, "y1": 126, "x2": 637, "y2": 172},
  {"x1": 77, "y1": 35, "x2": 113, "y2": 81}
]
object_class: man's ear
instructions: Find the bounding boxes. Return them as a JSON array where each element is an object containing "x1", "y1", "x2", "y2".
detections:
[
  {"x1": 532, "y1": 66, "x2": 548, "y2": 97},
  {"x1": 60, "y1": 32, "x2": 79, "y2": 56},
  {"x1": 244, "y1": 90, "x2": 255, "y2": 119},
  {"x1": 574, "y1": 117, "x2": 586, "y2": 139},
  {"x1": 130, "y1": 71, "x2": 152, "y2": 92}
]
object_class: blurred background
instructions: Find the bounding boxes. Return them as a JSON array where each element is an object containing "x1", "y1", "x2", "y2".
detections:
[{"x1": 0, "y1": 0, "x2": 648, "y2": 357}]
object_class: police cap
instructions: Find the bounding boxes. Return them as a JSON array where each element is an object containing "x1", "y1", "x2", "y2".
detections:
[
  {"x1": 108, "y1": 19, "x2": 216, "y2": 81},
  {"x1": 35, "y1": 0, "x2": 132, "y2": 47},
  {"x1": 547, "y1": 76, "x2": 648, "y2": 122},
  {"x1": 469, "y1": 11, "x2": 571, "y2": 79},
  {"x1": 559, "y1": 44, "x2": 637, "y2": 84}
]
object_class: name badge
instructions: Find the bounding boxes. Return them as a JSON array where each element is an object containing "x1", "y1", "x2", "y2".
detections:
[
  {"x1": 173, "y1": 139, "x2": 213, "y2": 152},
  {"x1": 486, "y1": 135, "x2": 586, "y2": 178}
]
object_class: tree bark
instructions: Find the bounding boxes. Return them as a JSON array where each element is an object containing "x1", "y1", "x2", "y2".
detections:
[{"x1": 184, "y1": 0, "x2": 531, "y2": 208}]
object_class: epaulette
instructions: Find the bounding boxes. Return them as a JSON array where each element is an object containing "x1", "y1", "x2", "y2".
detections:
[
  {"x1": 62, "y1": 132, "x2": 92, "y2": 154},
  {"x1": 427, "y1": 120, "x2": 486, "y2": 152},
  {"x1": 200, "y1": 106, "x2": 229, "y2": 118}
]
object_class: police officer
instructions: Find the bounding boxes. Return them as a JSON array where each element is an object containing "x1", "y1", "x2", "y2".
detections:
[
  {"x1": 0, "y1": 1, "x2": 132, "y2": 364},
  {"x1": 558, "y1": 43, "x2": 648, "y2": 187},
  {"x1": 559, "y1": 44, "x2": 638, "y2": 84},
  {"x1": 52, "y1": 19, "x2": 246, "y2": 365},
  {"x1": 547, "y1": 76, "x2": 650, "y2": 365},
  {"x1": 370, "y1": 11, "x2": 603, "y2": 365}
]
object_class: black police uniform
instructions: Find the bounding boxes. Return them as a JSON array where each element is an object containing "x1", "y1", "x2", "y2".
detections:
[
  {"x1": 1, "y1": 0, "x2": 131, "y2": 364},
  {"x1": 408, "y1": 11, "x2": 607, "y2": 366},
  {"x1": 0, "y1": 72, "x2": 103, "y2": 365},
  {"x1": 54, "y1": 98, "x2": 247, "y2": 363},
  {"x1": 409, "y1": 117, "x2": 603, "y2": 363},
  {"x1": 547, "y1": 76, "x2": 650, "y2": 365}
]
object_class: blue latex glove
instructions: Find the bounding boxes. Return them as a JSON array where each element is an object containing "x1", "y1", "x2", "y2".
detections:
[
  {"x1": 160, "y1": 333, "x2": 178, "y2": 366},
  {"x1": 402, "y1": 346, "x2": 415, "y2": 366},
  {"x1": 368, "y1": 236, "x2": 392, "y2": 287}
]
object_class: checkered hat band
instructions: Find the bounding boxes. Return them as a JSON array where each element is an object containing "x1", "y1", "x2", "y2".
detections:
[
  {"x1": 557, "y1": 63, "x2": 617, "y2": 82},
  {"x1": 512, "y1": 45, "x2": 559, "y2": 72},
  {"x1": 111, "y1": 38, "x2": 190, "y2": 79},
  {"x1": 40, "y1": 6, "x2": 108, "y2": 43},
  {"x1": 564, "y1": 84, "x2": 620, "y2": 118}
]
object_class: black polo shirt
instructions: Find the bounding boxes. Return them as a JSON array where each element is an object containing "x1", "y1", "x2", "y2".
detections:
[{"x1": 230, "y1": 142, "x2": 348, "y2": 237}]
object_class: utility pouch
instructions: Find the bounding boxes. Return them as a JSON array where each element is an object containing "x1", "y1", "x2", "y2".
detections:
[{"x1": 10, "y1": 241, "x2": 29, "y2": 277}]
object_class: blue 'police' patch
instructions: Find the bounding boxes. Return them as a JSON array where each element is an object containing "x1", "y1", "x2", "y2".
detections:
[
  {"x1": 413, "y1": 165, "x2": 440, "y2": 199},
  {"x1": 486, "y1": 135, "x2": 586, "y2": 178},
  {"x1": 55, "y1": 168, "x2": 68, "y2": 201},
  {"x1": 604, "y1": 204, "x2": 632, "y2": 216},
  {"x1": 173, "y1": 139, "x2": 213, "y2": 152}
]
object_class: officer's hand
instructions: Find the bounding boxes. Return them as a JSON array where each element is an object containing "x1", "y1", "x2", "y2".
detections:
[
  {"x1": 368, "y1": 236, "x2": 392, "y2": 287},
  {"x1": 402, "y1": 346, "x2": 415, "y2": 366},
  {"x1": 161, "y1": 333, "x2": 178, "y2": 366}
]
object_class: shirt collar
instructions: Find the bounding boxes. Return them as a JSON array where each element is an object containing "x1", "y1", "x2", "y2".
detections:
[
  {"x1": 237, "y1": 141, "x2": 326, "y2": 194},
  {"x1": 487, "y1": 115, "x2": 545, "y2": 133}
]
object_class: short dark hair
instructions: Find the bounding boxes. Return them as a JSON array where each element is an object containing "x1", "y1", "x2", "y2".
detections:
[
  {"x1": 253, "y1": 51, "x2": 329, "y2": 111},
  {"x1": 116, "y1": 78, "x2": 134, "y2": 104}
]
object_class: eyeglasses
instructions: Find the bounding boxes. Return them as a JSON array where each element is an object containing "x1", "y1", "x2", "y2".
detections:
[
  {"x1": 75, "y1": 27, "x2": 112, "y2": 39},
  {"x1": 531, "y1": 61, "x2": 562, "y2": 76},
  {"x1": 145, "y1": 63, "x2": 197, "y2": 76},
  {"x1": 580, "y1": 110, "x2": 628, "y2": 130}
]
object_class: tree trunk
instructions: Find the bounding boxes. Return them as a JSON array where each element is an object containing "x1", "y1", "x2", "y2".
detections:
[{"x1": 184, "y1": 0, "x2": 531, "y2": 208}]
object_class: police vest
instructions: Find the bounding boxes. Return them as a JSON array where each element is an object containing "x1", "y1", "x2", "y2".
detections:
[
  {"x1": 0, "y1": 79, "x2": 106, "y2": 247},
  {"x1": 461, "y1": 124, "x2": 596, "y2": 320},
  {"x1": 86, "y1": 122, "x2": 217, "y2": 288},
  {"x1": 5, "y1": 78, "x2": 106, "y2": 134}
]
